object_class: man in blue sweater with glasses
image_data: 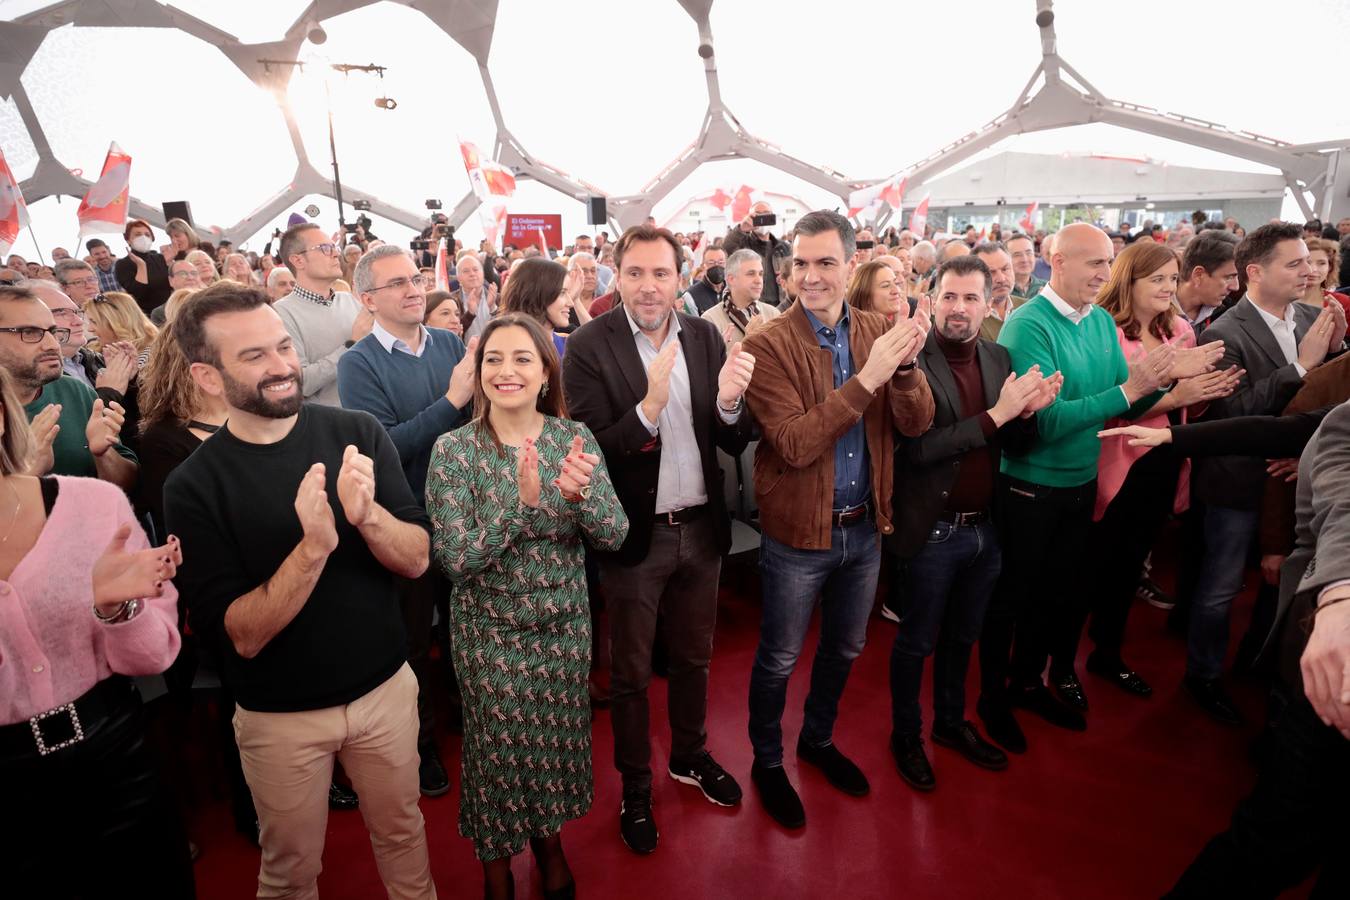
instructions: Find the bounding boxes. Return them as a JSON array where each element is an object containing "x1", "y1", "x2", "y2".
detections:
[{"x1": 339, "y1": 243, "x2": 477, "y2": 798}]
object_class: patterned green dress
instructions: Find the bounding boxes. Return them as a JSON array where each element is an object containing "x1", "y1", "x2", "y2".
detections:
[{"x1": 425, "y1": 416, "x2": 628, "y2": 861}]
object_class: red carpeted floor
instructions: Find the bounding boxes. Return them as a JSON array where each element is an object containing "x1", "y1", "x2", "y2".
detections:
[{"x1": 180, "y1": 552, "x2": 1295, "y2": 899}]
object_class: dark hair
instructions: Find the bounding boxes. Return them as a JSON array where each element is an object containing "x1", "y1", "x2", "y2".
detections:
[
  {"x1": 1235, "y1": 222, "x2": 1304, "y2": 277},
  {"x1": 970, "y1": 240, "x2": 1008, "y2": 258},
  {"x1": 1182, "y1": 231, "x2": 1238, "y2": 277},
  {"x1": 175, "y1": 281, "x2": 272, "y2": 366},
  {"x1": 613, "y1": 224, "x2": 683, "y2": 277},
  {"x1": 1322, "y1": 225, "x2": 1341, "y2": 241},
  {"x1": 1096, "y1": 240, "x2": 1180, "y2": 342},
  {"x1": 845, "y1": 259, "x2": 902, "y2": 314},
  {"x1": 279, "y1": 223, "x2": 322, "y2": 275},
  {"x1": 1005, "y1": 232, "x2": 1034, "y2": 249},
  {"x1": 424, "y1": 290, "x2": 458, "y2": 323},
  {"x1": 500, "y1": 258, "x2": 567, "y2": 329},
  {"x1": 1305, "y1": 219, "x2": 1323, "y2": 232},
  {"x1": 471, "y1": 313, "x2": 567, "y2": 451},
  {"x1": 792, "y1": 210, "x2": 856, "y2": 261},
  {"x1": 85, "y1": 238, "x2": 108, "y2": 252},
  {"x1": 1198, "y1": 220, "x2": 1228, "y2": 233},
  {"x1": 934, "y1": 254, "x2": 993, "y2": 298}
]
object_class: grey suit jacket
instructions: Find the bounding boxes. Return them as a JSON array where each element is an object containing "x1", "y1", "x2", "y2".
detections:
[
  {"x1": 1270, "y1": 401, "x2": 1350, "y2": 688},
  {"x1": 1194, "y1": 296, "x2": 1318, "y2": 509}
]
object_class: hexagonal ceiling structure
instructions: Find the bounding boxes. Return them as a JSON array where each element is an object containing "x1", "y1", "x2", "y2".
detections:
[{"x1": 2, "y1": 0, "x2": 1350, "y2": 260}]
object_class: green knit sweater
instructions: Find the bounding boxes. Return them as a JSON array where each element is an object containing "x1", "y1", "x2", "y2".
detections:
[{"x1": 996, "y1": 294, "x2": 1158, "y2": 488}]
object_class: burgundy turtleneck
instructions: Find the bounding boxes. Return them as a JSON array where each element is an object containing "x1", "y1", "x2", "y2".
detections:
[{"x1": 934, "y1": 329, "x2": 996, "y2": 513}]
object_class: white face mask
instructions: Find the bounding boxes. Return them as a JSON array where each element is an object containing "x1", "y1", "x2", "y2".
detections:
[
  {"x1": 754, "y1": 226, "x2": 770, "y2": 238},
  {"x1": 130, "y1": 235, "x2": 153, "y2": 253}
]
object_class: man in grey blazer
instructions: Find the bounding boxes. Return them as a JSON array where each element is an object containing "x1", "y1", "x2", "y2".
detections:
[
  {"x1": 1167, "y1": 401, "x2": 1350, "y2": 898},
  {"x1": 1186, "y1": 222, "x2": 1344, "y2": 723}
]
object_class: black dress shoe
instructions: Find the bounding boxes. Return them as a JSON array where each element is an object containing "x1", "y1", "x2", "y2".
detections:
[
  {"x1": 932, "y1": 721, "x2": 1008, "y2": 771},
  {"x1": 1050, "y1": 672, "x2": 1088, "y2": 712},
  {"x1": 619, "y1": 786, "x2": 658, "y2": 854},
  {"x1": 1183, "y1": 675, "x2": 1243, "y2": 726},
  {"x1": 1086, "y1": 654, "x2": 1153, "y2": 697},
  {"x1": 419, "y1": 747, "x2": 451, "y2": 797},
  {"x1": 890, "y1": 734, "x2": 935, "y2": 792},
  {"x1": 751, "y1": 761, "x2": 805, "y2": 829},
  {"x1": 976, "y1": 697, "x2": 1027, "y2": 754},
  {"x1": 1010, "y1": 683, "x2": 1087, "y2": 732},
  {"x1": 328, "y1": 781, "x2": 359, "y2": 811},
  {"x1": 796, "y1": 738, "x2": 869, "y2": 796}
]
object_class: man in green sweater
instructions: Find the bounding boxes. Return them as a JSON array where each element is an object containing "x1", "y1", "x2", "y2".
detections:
[{"x1": 977, "y1": 223, "x2": 1217, "y2": 750}]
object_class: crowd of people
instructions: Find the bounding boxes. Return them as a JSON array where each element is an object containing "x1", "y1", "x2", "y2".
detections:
[{"x1": 2, "y1": 200, "x2": 1350, "y2": 900}]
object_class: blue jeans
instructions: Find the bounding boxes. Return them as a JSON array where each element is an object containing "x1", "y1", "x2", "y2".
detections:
[
  {"x1": 890, "y1": 520, "x2": 1001, "y2": 737},
  {"x1": 1187, "y1": 505, "x2": 1259, "y2": 681},
  {"x1": 748, "y1": 520, "x2": 880, "y2": 766}
]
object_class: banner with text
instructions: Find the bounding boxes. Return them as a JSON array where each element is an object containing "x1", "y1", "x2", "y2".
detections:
[{"x1": 506, "y1": 214, "x2": 563, "y2": 251}]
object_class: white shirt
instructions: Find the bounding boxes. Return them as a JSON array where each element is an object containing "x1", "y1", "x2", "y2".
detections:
[
  {"x1": 1041, "y1": 282, "x2": 1133, "y2": 405},
  {"x1": 371, "y1": 320, "x2": 430, "y2": 358},
  {"x1": 1250, "y1": 299, "x2": 1308, "y2": 376}
]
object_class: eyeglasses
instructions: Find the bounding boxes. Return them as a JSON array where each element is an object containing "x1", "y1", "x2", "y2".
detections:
[
  {"x1": 171, "y1": 270, "x2": 199, "y2": 280},
  {"x1": 302, "y1": 243, "x2": 338, "y2": 257},
  {"x1": 367, "y1": 274, "x2": 428, "y2": 293},
  {"x1": 50, "y1": 307, "x2": 86, "y2": 320},
  {"x1": 0, "y1": 326, "x2": 71, "y2": 344},
  {"x1": 62, "y1": 277, "x2": 98, "y2": 289}
]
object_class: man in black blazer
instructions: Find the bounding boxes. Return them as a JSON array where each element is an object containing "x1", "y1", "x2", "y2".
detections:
[
  {"x1": 1186, "y1": 222, "x2": 1345, "y2": 723},
  {"x1": 562, "y1": 224, "x2": 755, "y2": 855},
  {"x1": 886, "y1": 255, "x2": 1056, "y2": 790}
]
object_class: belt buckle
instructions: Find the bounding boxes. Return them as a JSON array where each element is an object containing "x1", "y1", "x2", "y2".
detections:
[
  {"x1": 30, "y1": 702, "x2": 84, "y2": 756},
  {"x1": 665, "y1": 510, "x2": 678, "y2": 526}
]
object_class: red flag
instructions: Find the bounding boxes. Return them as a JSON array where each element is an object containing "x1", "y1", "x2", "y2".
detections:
[
  {"x1": 908, "y1": 196, "x2": 930, "y2": 238},
  {"x1": 708, "y1": 188, "x2": 732, "y2": 212},
  {"x1": 848, "y1": 176, "x2": 906, "y2": 220},
  {"x1": 459, "y1": 141, "x2": 482, "y2": 172},
  {"x1": 730, "y1": 185, "x2": 755, "y2": 223},
  {"x1": 481, "y1": 164, "x2": 516, "y2": 197},
  {"x1": 77, "y1": 142, "x2": 132, "y2": 239},
  {"x1": 434, "y1": 243, "x2": 450, "y2": 293},
  {"x1": 1019, "y1": 201, "x2": 1039, "y2": 233},
  {"x1": 0, "y1": 149, "x2": 29, "y2": 259}
]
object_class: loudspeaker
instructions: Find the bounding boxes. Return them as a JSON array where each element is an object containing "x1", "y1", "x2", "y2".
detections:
[
  {"x1": 587, "y1": 196, "x2": 607, "y2": 226},
  {"x1": 162, "y1": 200, "x2": 193, "y2": 227}
]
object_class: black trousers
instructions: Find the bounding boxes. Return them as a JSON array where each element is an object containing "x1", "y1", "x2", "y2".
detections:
[
  {"x1": 1166, "y1": 690, "x2": 1349, "y2": 898},
  {"x1": 397, "y1": 567, "x2": 452, "y2": 752},
  {"x1": 981, "y1": 475, "x2": 1095, "y2": 702},
  {"x1": 1057, "y1": 446, "x2": 1181, "y2": 671},
  {"x1": 4, "y1": 681, "x2": 195, "y2": 898}
]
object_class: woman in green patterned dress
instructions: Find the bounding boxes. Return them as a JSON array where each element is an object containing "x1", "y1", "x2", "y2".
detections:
[{"x1": 426, "y1": 313, "x2": 628, "y2": 900}]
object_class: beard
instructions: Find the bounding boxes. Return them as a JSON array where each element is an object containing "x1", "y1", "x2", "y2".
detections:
[
  {"x1": 222, "y1": 367, "x2": 304, "y2": 419},
  {"x1": 939, "y1": 317, "x2": 977, "y2": 343},
  {"x1": 1, "y1": 348, "x2": 62, "y2": 392}
]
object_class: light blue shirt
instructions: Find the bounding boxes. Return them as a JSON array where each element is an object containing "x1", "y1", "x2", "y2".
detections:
[{"x1": 371, "y1": 320, "x2": 431, "y2": 358}]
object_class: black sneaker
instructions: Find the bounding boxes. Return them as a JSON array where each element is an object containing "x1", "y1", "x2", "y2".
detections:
[
  {"x1": 328, "y1": 781, "x2": 359, "y2": 811},
  {"x1": 931, "y1": 721, "x2": 1008, "y2": 771},
  {"x1": 750, "y1": 761, "x2": 805, "y2": 829},
  {"x1": 796, "y1": 738, "x2": 869, "y2": 796},
  {"x1": 890, "y1": 734, "x2": 935, "y2": 792},
  {"x1": 418, "y1": 747, "x2": 451, "y2": 798},
  {"x1": 619, "y1": 786, "x2": 658, "y2": 854},
  {"x1": 1183, "y1": 675, "x2": 1243, "y2": 726},
  {"x1": 1137, "y1": 576, "x2": 1175, "y2": 609},
  {"x1": 668, "y1": 751, "x2": 742, "y2": 807}
]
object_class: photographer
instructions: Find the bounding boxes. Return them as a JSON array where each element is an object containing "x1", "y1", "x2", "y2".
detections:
[{"x1": 723, "y1": 200, "x2": 788, "y2": 308}]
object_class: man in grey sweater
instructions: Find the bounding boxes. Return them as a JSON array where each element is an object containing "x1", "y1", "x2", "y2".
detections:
[{"x1": 274, "y1": 223, "x2": 373, "y2": 406}]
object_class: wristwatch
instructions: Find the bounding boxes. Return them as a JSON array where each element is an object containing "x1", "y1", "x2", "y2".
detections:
[
  {"x1": 718, "y1": 395, "x2": 744, "y2": 413},
  {"x1": 93, "y1": 597, "x2": 142, "y2": 625}
]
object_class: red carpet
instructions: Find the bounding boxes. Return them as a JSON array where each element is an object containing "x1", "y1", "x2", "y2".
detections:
[{"x1": 182, "y1": 554, "x2": 1291, "y2": 899}]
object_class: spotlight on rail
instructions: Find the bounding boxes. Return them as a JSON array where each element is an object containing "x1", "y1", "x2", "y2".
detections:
[
  {"x1": 1034, "y1": 1, "x2": 1054, "y2": 28},
  {"x1": 374, "y1": 96, "x2": 397, "y2": 110},
  {"x1": 307, "y1": 20, "x2": 328, "y2": 44},
  {"x1": 697, "y1": 42, "x2": 713, "y2": 59}
]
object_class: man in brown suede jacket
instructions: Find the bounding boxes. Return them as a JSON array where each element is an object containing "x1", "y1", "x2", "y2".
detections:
[{"x1": 742, "y1": 210, "x2": 935, "y2": 829}]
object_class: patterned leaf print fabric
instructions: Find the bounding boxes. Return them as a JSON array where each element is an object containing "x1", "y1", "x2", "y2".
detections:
[{"x1": 426, "y1": 416, "x2": 628, "y2": 860}]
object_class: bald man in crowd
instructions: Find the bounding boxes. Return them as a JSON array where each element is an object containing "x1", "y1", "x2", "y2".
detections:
[{"x1": 977, "y1": 223, "x2": 1219, "y2": 751}]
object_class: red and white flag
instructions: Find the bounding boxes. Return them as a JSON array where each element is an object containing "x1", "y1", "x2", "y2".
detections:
[
  {"x1": 1019, "y1": 201, "x2": 1039, "y2": 233},
  {"x1": 847, "y1": 175, "x2": 906, "y2": 220},
  {"x1": 479, "y1": 204, "x2": 508, "y2": 251},
  {"x1": 0, "y1": 149, "x2": 29, "y2": 259},
  {"x1": 730, "y1": 185, "x2": 756, "y2": 224},
  {"x1": 76, "y1": 142, "x2": 132, "y2": 240},
  {"x1": 434, "y1": 243, "x2": 451, "y2": 292},
  {"x1": 459, "y1": 139, "x2": 516, "y2": 201},
  {"x1": 908, "y1": 196, "x2": 930, "y2": 237}
]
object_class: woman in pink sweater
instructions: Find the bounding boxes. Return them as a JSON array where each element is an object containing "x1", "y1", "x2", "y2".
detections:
[
  {"x1": 0, "y1": 370, "x2": 192, "y2": 897},
  {"x1": 1063, "y1": 241, "x2": 1241, "y2": 701}
]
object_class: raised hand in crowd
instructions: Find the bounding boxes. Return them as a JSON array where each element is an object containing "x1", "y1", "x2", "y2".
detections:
[
  {"x1": 563, "y1": 267, "x2": 592, "y2": 325},
  {"x1": 716, "y1": 336, "x2": 755, "y2": 408},
  {"x1": 351, "y1": 307, "x2": 376, "y2": 344},
  {"x1": 295, "y1": 462, "x2": 339, "y2": 557},
  {"x1": 1122, "y1": 342, "x2": 1177, "y2": 403},
  {"x1": 86, "y1": 398, "x2": 125, "y2": 456},
  {"x1": 1168, "y1": 365, "x2": 1245, "y2": 407},
  {"x1": 640, "y1": 340, "x2": 679, "y2": 424},
  {"x1": 988, "y1": 365, "x2": 1047, "y2": 426},
  {"x1": 1297, "y1": 304, "x2": 1339, "y2": 371},
  {"x1": 555, "y1": 434, "x2": 599, "y2": 501},
  {"x1": 1324, "y1": 295, "x2": 1348, "y2": 349},
  {"x1": 858, "y1": 315, "x2": 925, "y2": 392},
  {"x1": 1167, "y1": 341, "x2": 1225, "y2": 379},
  {"x1": 92, "y1": 525, "x2": 181, "y2": 615},
  {"x1": 95, "y1": 341, "x2": 139, "y2": 395},
  {"x1": 909, "y1": 293, "x2": 932, "y2": 340},
  {"x1": 125, "y1": 244, "x2": 149, "y2": 284},
  {"x1": 25, "y1": 402, "x2": 60, "y2": 475},
  {"x1": 517, "y1": 436, "x2": 541, "y2": 508},
  {"x1": 336, "y1": 444, "x2": 378, "y2": 528},
  {"x1": 446, "y1": 335, "x2": 479, "y2": 408},
  {"x1": 1301, "y1": 583, "x2": 1350, "y2": 738}
]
